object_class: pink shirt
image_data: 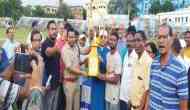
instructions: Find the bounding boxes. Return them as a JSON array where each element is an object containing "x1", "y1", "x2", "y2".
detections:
[{"x1": 55, "y1": 36, "x2": 66, "y2": 82}]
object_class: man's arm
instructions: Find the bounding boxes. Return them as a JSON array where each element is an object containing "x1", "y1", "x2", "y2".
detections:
[
  {"x1": 139, "y1": 90, "x2": 149, "y2": 110},
  {"x1": 45, "y1": 46, "x2": 59, "y2": 57},
  {"x1": 180, "y1": 100, "x2": 188, "y2": 110}
]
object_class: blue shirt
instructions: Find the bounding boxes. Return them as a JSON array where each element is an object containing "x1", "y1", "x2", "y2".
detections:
[
  {"x1": 41, "y1": 38, "x2": 60, "y2": 89},
  {"x1": 0, "y1": 48, "x2": 9, "y2": 73},
  {"x1": 2, "y1": 38, "x2": 19, "y2": 62},
  {"x1": 149, "y1": 54, "x2": 188, "y2": 110},
  {"x1": 117, "y1": 39, "x2": 127, "y2": 63},
  {"x1": 98, "y1": 47, "x2": 109, "y2": 74}
]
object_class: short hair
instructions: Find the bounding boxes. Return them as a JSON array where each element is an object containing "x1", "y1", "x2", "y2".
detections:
[
  {"x1": 111, "y1": 32, "x2": 119, "y2": 40},
  {"x1": 136, "y1": 30, "x2": 147, "y2": 40},
  {"x1": 184, "y1": 31, "x2": 190, "y2": 35},
  {"x1": 74, "y1": 30, "x2": 79, "y2": 36},
  {"x1": 47, "y1": 20, "x2": 56, "y2": 29},
  {"x1": 172, "y1": 38, "x2": 182, "y2": 54},
  {"x1": 6, "y1": 27, "x2": 14, "y2": 34},
  {"x1": 64, "y1": 22, "x2": 72, "y2": 30},
  {"x1": 67, "y1": 28, "x2": 75, "y2": 37},
  {"x1": 146, "y1": 42, "x2": 159, "y2": 57},
  {"x1": 32, "y1": 21, "x2": 38, "y2": 28},
  {"x1": 30, "y1": 30, "x2": 42, "y2": 41},
  {"x1": 160, "y1": 23, "x2": 173, "y2": 37}
]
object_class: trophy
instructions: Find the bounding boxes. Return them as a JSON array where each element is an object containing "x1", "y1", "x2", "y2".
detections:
[{"x1": 88, "y1": 35, "x2": 101, "y2": 77}]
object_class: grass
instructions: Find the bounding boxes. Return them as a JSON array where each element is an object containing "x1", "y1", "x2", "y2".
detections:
[{"x1": 0, "y1": 27, "x2": 47, "y2": 45}]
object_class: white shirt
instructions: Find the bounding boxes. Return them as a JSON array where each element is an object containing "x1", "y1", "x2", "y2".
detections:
[
  {"x1": 2, "y1": 38, "x2": 19, "y2": 62},
  {"x1": 0, "y1": 77, "x2": 20, "y2": 110},
  {"x1": 105, "y1": 51, "x2": 122, "y2": 104},
  {"x1": 177, "y1": 55, "x2": 190, "y2": 71},
  {"x1": 119, "y1": 50, "x2": 138, "y2": 103}
]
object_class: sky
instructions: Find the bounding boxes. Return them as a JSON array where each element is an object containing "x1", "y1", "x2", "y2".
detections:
[{"x1": 21, "y1": 0, "x2": 88, "y2": 7}]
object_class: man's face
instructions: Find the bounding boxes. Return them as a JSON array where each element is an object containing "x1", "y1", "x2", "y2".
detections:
[
  {"x1": 99, "y1": 35, "x2": 108, "y2": 47},
  {"x1": 157, "y1": 26, "x2": 172, "y2": 55},
  {"x1": 184, "y1": 32, "x2": 190, "y2": 47},
  {"x1": 48, "y1": 23, "x2": 57, "y2": 40},
  {"x1": 58, "y1": 23, "x2": 65, "y2": 36},
  {"x1": 67, "y1": 31, "x2": 76, "y2": 47},
  {"x1": 126, "y1": 33, "x2": 135, "y2": 50},
  {"x1": 7, "y1": 28, "x2": 15, "y2": 39},
  {"x1": 79, "y1": 38, "x2": 86, "y2": 47},
  {"x1": 31, "y1": 33, "x2": 42, "y2": 51},
  {"x1": 109, "y1": 35, "x2": 118, "y2": 49},
  {"x1": 134, "y1": 33, "x2": 145, "y2": 55}
]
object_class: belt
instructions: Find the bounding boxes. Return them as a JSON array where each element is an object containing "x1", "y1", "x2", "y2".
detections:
[{"x1": 64, "y1": 77, "x2": 77, "y2": 82}]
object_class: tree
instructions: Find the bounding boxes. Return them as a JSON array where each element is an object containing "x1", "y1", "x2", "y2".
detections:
[
  {"x1": 149, "y1": 0, "x2": 162, "y2": 14},
  {"x1": 56, "y1": 3, "x2": 73, "y2": 19},
  {"x1": 149, "y1": 0, "x2": 174, "y2": 14},
  {"x1": 162, "y1": 0, "x2": 174, "y2": 12},
  {"x1": 23, "y1": 6, "x2": 33, "y2": 17},
  {"x1": 108, "y1": 0, "x2": 117, "y2": 14},
  {"x1": 82, "y1": 8, "x2": 87, "y2": 20},
  {"x1": 0, "y1": 0, "x2": 23, "y2": 21},
  {"x1": 124, "y1": 0, "x2": 138, "y2": 20},
  {"x1": 32, "y1": 6, "x2": 46, "y2": 17}
]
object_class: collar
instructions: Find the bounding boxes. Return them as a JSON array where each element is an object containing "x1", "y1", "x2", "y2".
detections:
[
  {"x1": 47, "y1": 37, "x2": 55, "y2": 44},
  {"x1": 156, "y1": 52, "x2": 174, "y2": 66}
]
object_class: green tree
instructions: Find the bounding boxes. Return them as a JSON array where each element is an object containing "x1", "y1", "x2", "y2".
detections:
[
  {"x1": 23, "y1": 6, "x2": 33, "y2": 17},
  {"x1": 149, "y1": 0, "x2": 162, "y2": 14},
  {"x1": 149, "y1": 0, "x2": 174, "y2": 14},
  {"x1": 56, "y1": 3, "x2": 73, "y2": 19},
  {"x1": 108, "y1": 0, "x2": 117, "y2": 14},
  {"x1": 162, "y1": 0, "x2": 174, "y2": 12},
  {"x1": 32, "y1": 6, "x2": 46, "y2": 17},
  {"x1": 0, "y1": 0, "x2": 23, "y2": 21},
  {"x1": 82, "y1": 8, "x2": 87, "y2": 20},
  {"x1": 124, "y1": 0, "x2": 138, "y2": 20}
]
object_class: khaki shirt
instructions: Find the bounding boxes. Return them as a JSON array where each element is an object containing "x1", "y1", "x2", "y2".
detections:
[
  {"x1": 61, "y1": 43, "x2": 80, "y2": 78},
  {"x1": 129, "y1": 51, "x2": 152, "y2": 107}
]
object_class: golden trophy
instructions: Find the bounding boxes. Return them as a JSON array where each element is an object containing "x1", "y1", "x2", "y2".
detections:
[{"x1": 88, "y1": 36, "x2": 101, "y2": 77}]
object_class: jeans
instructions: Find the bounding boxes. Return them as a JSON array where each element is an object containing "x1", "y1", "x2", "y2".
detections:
[
  {"x1": 106, "y1": 101, "x2": 119, "y2": 110},
  {"x1": 120, "y1": 100, "x2": 130, "y2": 110}
]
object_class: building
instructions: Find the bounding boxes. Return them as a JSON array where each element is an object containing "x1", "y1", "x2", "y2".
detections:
[
  {"x1": 157, "y1": 6, "x2": 190, "y2": 32},
  {"x1": 85, "y1": 0, "x2": 110, "y2": 28},
  {"x1": 70, "y1": 6, "x2": 84, "y2": 19},
  {"x1": 43, "y1": 5, "x2": 58, "y2": 15},
  {"x1": 137, "y1": 0, "x2": 190, "y2": 16}
]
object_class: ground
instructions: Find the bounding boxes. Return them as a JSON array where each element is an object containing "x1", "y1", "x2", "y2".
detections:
[{"x1": 0, "y1": 27, "x2": 48, "y2": 45}]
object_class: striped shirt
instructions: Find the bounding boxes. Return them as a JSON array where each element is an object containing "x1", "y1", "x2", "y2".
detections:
[{"x1": 149, "y1": 54, "x2": 188, "y2": 110}]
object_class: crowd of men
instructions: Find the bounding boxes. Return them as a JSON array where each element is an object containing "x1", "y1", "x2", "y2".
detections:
[{"x1": 0, "y1": 20, "x2": 189, "y2": 110}]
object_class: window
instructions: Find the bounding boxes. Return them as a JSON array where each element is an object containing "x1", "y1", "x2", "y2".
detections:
[{"x1": 186, "y1": 17, "x2": 188, "y2": 23}]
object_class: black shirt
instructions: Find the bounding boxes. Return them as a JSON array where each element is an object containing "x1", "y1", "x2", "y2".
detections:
[{"x1": 41, "y1": 38, "x2": 60, "y2": 89}]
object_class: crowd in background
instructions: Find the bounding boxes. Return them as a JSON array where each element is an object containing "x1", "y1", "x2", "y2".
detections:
[{"x1": 0, "y1": 20, "x2": 189, "y2": 110}]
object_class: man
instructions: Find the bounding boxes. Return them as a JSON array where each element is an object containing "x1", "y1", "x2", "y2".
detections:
[
  {"x1": 128, "y1": 31, "x2": 152, "y2": 110},
  {"x1": 2, "y1": 27, "x2": 19, "y2": 62},
  {"x1": 61, "y1": 28, "x2": 87, "y2": 110},
  {"x1": 0, "y1": 51, "x2": 44, "y2": 110},
  {"x1": 41, "y1": 20, "x2": 59, "y2": 88},
  {"x1": 30, "y1": 30, "x2": 42, "y2": 52},
  {"x1": 0, "y1": 47, "x2": 9, "y2": 73},
  {"x1": 55, "y1": 22, "x2": 71, "y2": 50},
  {"x1": 26, "y1": 21, "x2": 44, "y2": 45},
  {"x1": 149, "y1": 24, "x2": 188, "y2": 110},
  {"x1": 181, "y1": 31, "x2": 190, "y2": 70},
  {"x1": 99, "y1": 32, "x2": 122, "y2": 110},
  {"x1": 120, "y1": 32, "x2": 137, "y2": 110},
  {"x1": 55, "y1": 22, "x2": 72, "y2": 82}
]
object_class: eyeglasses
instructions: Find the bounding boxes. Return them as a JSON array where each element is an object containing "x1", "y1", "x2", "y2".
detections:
[
  {"x1": 157, "y1": 35, "x2": 170, "y2": 40},
  {"x1": 32, "y1": 39, "x2": 41, "y2": 42},
  {"x1": 50, "y1": 28, "x2": 57, "y2": 30}
]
